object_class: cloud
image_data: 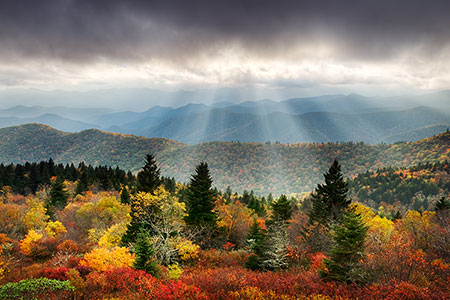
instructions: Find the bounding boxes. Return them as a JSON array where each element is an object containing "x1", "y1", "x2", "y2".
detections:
[
  {"x1": 0, "y1": 0, "x2": 449, "y2": 91},
  {"x1": 1, "y1": 0, "x2": 449, "y2": 63}
]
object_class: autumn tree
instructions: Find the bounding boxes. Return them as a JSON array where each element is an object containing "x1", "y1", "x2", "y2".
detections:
[
  {"x1": 136, "y1": 154, "x2": 161, "y2": 194},
  {"x1": 321, "y1": 208, "x2": 368, "y2": 283},
  {"x1": 121, "y1": 191, "x2": 162, "y2": 245},
  {"x1": 309, "y1": 159, "x2": 350, "y2": 225},
  {"x1": 122, "y1": 155, "x2": 161, "y2": 245},
  {"x1": 184, "y1": 162, "x2": 218, "y2": 229}
]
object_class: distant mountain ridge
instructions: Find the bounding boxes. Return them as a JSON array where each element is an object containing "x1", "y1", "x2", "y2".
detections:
[
  {"x1": 0, "y1": 91, "x2": 449, "y2": 143},
  {"x1": 0, "y1": 124, "x2": 448, "y2": 195}
]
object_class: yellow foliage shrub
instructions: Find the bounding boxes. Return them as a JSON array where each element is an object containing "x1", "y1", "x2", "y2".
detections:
[
  {"x1": 45, "y1": 221, "x2": 67, "y2": 238},
  {"x1": 367, "y1": 215, "x2": 394, "y2": 243},
  {"x1": 24, "y1": 198, "x2": 49, "y2": 231},
  {"x1": 167, "y1": 263, "x2": 183, "y2": 279},
  {"x1": 98, "y1": 223, "x2": 128, "y2": 248},
  {"x1": 177, "y1": 239, "x2": 200, "y2": 261},
  {"x1": 20, "y1": 229, "x2": 43, "y2": 255},
  {"x1": 80, "y1": 246, "x2": 135, "y2": 272}
]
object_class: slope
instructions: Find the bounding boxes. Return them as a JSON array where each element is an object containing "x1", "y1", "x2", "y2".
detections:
[{"x1": 0, "y1": 124, "x2": 448, "y2": 195}]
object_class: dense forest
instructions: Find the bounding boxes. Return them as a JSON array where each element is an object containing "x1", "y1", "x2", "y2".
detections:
[
  {"x1": 0, "y1": 155, "x2": 448, "y2": 299},
  {"x1": 348, "y1": 161, "x2": 450, "y2": 213},
  {"x1": 1, "y1": 124, "x2": 449, "y2": 195}
]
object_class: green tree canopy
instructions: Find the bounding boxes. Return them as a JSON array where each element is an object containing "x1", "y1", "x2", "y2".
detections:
[
  {"x1": 270, "y1": 194, "x2": 293, "y2": 224},
  {"x1": 184, "y1": 162, "x2": 218, "y2": 228},
  {"x1": 136, "y1": 154, "x2": 161, "y2": 194},
  {"x1": 309, "y1": 159, "x2": 350, "y2": 225},
  {"x1": 321, "y1": 208, "x2": 368, "y2": 283},
  {"x1": 48, "y1": 177, "x2": 69, "y2": 211},
  {"x1": 133, "y1": 231, "x2": 159, "y2": 277}
]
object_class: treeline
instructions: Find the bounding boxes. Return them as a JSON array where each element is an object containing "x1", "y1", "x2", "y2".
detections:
[
  {"x1": 0, "y1": 159, "x2": 134, "y2": 195},
  {"x1": 348, "y1": 161, "x2": 449, "y2": 212}
]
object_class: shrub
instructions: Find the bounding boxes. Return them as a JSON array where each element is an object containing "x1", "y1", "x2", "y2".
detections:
[
  {"x1": 39, "y1": 267, "x2": 70, "y2": 280},
  {"x1": 56, "y1": 240, "x2": 80, "y2": 255},
  {"x1": 0, "y1": 277, "x2": 74, "y2": 300},
  {"x1": 80, "y1": 247, "x2": 135, "y2": 272}
]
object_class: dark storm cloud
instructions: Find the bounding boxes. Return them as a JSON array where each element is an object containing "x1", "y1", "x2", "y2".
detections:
[{"x1": 0, "y1": 0, "x2": 449, "y2": 63}]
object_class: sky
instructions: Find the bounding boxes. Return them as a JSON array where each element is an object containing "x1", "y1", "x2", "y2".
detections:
[{"x1": 0, "y1": 0, "x2": 450, "y2": 103}]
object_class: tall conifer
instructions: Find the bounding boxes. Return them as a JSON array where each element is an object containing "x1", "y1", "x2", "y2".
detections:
[
  {"x1": 321, "y1": 209, "x2": 368, "y2": 283},
  {"x1": 309, "y1": 159, "x2": 350, "y2": 225},
  {"x1": 136, "y1": 154, "x2": 161, "y2": 194},
  {"x1": 184, "y1": 162, "x2": 217, "y2": 228}
]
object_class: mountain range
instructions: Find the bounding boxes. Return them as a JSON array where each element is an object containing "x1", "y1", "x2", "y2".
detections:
[
  {"x1": 0, "y1": 90, "x2": 449, "y2": 144},
  {"x1": 0, "y1": 124, "x2": 448, "y2": 195}
]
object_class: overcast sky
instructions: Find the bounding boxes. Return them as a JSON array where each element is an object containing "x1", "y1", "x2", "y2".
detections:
[{"x1": 0, "y1": 0, "x2": 449, "y2": 100}]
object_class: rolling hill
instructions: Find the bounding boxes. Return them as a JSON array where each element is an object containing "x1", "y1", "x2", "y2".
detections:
[{"x1": 0, "y1": 124, "x2": 448, "y2": 195}]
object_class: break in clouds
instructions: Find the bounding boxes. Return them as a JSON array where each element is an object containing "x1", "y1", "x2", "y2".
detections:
[{"x1": 0, "y1": 0, "x2": 450, "y2": 91}]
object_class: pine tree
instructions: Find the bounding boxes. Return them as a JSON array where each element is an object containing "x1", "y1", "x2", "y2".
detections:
[
  {"x1": 309, "y1": 159, "x2": 350, "y2": 225},
  {"x1": 120, "y1": 186, "x2": 131, "y2": 204},
  {"x1": 248, "y1": 196, "x2": 264, "y2": 216},
  {"x1": 245, "y1": 219, "x2": 268, "y2": 270},
  {"x1": 48, "y1": 177, "x2": 69, "y2": 209},
  {"x1": 75, "y1": 171, "x2": 89, "y2": 195},
  {"x1": 270, "y1": 194, "x2": 293, "y2": 224},
  {"x1": 267, "y1": 193, "x2": 274, "y2": 204},
  {"x1": 435, "y1": 197, "x2": 450, "y2": 211},
  {"x1": 136, "y1": 154, "x2": 161, "y2": 194},
  {"x1": 184, "y1": 162, "x2": 218, "y2": 228},
  {"x1": 263, "y1": 223, "x2": 289, "y2": 271},
  {"x1": 224, "y1": 186, "x2": 232, "y2": 203},
  {"x1": 321, "y1": 209, "x2": 368, "y2": 283},
  {"x1": 309, "y1": 190, "x2": 328, "y2": 224},
  {"x1": 133, "y1": 231, "x2": 159, "y2": 277}
]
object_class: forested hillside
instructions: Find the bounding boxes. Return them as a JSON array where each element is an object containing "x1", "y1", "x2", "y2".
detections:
[
  {"x1": 348, "y1": 161, "x2": 450, "y2": 213},
  {"x1": 0, "y1": 124, "x2": 182, "y2": 171},
  {"x1": 0, "y1": 124, "x2": 449, "y2": 195}
]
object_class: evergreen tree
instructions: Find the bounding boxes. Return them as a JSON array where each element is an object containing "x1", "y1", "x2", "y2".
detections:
[
  {"x1": 309, "y1": 159, "x2": 350, "y2": 225},
  {"x1": 242, "y1": 190, "x2": 251, "y2": 204},
  {"x1": 162, "y1": 177, "x2": 176, "y2": 193},
  {"x1": 321, "y1": 209, "x2": 368, "y2": 283},
  {"x1": 48, "y1": 177, "x2": 69, "y2": 209},
  {"x1": 136, "y1": 154, "x2": 161, "y2": 194},
  {"x1": 120, "y1": 186, "x2": 131, "y2": 204},
  {"x1": 263, "y1": 223, "x2": 289, "y2": 271},
  {"x1": 309, "y1": 190, "x2": 328, "y2": 224},
  {"x1": 248, "y1": 196, "x2": 264, "y2": 216},
  {"x1": 244, "y1": 219, "x2": 268, "y2": 270},
  {"x1": 270, "y1": 194, "x2": 293, "y2": 224},
  {"x1": 133, "y1": 231, "x2": 159, "y2": 277},
  {"x1": 184, "y1": 162, "x2": 218, "y2": 228},
  {"x1": 75, "y1": 171, "x2": 89, "y2": 195},
  {"x1": 224, "y1": 186, "x2": 232, "y2": 203}
]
